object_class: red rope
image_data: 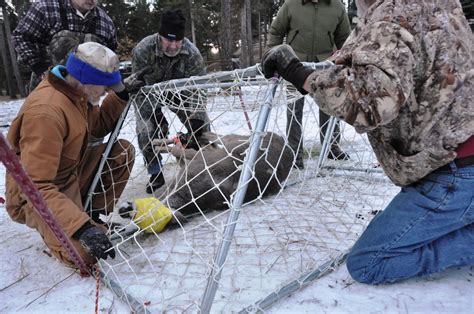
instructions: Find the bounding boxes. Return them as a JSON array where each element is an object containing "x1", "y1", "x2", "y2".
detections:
[
  {"x1": 0, "y1": 132, "x2": 90, "y2": 276},
  {"x1": 95, "y1": 264, "x2": 100, "y2": 314}
]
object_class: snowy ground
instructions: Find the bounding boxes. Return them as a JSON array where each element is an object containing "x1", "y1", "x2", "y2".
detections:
[{"x1": 1, "y1": 95, "x2": 473, "y2": 313}]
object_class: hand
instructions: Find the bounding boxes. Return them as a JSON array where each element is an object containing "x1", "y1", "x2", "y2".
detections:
[
  {"x1": 182, "y1": 119, "x2": 206, "y2": 150},
  {"x1": 110, "y1": 80, "x2": 125, "y2": 93},
  {"x1": 124, "y1": 66, "x2": 153, "y2": 93},
  {"x1": 73, "y1": 222, "x2": 115, "y2": 260},
  {"x1": 261, "y1": 44, "x2": 314, "y2": 94}
]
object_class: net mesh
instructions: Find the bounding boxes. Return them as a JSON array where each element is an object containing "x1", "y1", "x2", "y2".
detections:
[{"x1": 88, "y1": 65, "x2": 398, "y2": 312}]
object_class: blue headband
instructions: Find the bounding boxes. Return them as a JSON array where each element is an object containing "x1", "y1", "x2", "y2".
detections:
[{"x1": 66, "y1": 54, "x2": 121, "y2": 86}]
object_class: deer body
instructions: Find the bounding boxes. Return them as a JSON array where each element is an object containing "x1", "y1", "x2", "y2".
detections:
[{"x1": 154, "y1": 132, "x2": 293, "y2": 217}]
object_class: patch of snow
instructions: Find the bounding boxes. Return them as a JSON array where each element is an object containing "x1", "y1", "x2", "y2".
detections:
[{"x1": 0, "y1": 97, "x2": 472, "y2": 313}]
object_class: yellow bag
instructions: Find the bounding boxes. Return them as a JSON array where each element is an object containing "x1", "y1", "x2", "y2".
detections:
[{"x1": 133, "y1": 197, "x2": 172, "y2": 233}]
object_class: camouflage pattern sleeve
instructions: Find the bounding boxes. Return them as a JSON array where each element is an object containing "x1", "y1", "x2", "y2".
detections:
[
  {"x1": 182, "y1": 44, "x2": 208, "y2": 124},
  {"x1": 131, "y1": 41, "x2": 152, "y2": 76},
  {"x1": 184, "y1": 46, "x2": 206, "y2": 77},
  {"x1": 310, "y1": 21, "x2": 416, "y2": 134}
]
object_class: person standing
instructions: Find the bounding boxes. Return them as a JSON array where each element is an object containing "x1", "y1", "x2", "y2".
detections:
[
  {"x1": 131, "y1": 9, "x2": 209, "y2": 194},
  {"x1": 262, "y1": 0, "x2": 473, "y2": 284},
  {"x1": 267, "y1": 0, "x2": 351, "y2": 168},
  {"x1": 13, "y1": 0, "x2": 117, "y2": 93}
]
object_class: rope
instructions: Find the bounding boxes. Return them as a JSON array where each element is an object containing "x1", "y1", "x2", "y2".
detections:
[
  {"x1": 0, "y1": 132, "x2": 90, "y2": 276},
  {"x1": 95, "y1": 264, "x2": 100, "y2": 314}
]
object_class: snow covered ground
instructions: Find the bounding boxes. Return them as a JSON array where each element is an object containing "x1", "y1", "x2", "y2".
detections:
[{"x1": 0, "y1": 96, "x2": 473, "y2": 313}]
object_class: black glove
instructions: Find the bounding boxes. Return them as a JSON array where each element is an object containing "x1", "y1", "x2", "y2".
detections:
[
  {"x1": 180, "y1": 119, "x2": 205, "y2": 150},
  {"x1": 73, "y1": 222, "x2": 116, "y2": 260},
  {"x1": 261, "y1": 44, "x2": 314, "y2": 94},
  {"x1": 175, "y1": 132, "x2": 199, "y2": 150},
  {"x1": 124, "y1": 66, "x2": 153, "y2": 93}
]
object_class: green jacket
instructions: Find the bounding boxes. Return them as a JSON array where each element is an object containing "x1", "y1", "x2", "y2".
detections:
[{"x1": 268, "y1": 0, "x2": 351, "y2": 62}]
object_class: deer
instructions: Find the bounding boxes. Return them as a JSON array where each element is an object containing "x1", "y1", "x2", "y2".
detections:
[
  {"x1": 113, "y1": 131, "x2": 293, "y2": 232},
  {"x1": 153, "y1": 131, "x2": 293, "y2": 217}
]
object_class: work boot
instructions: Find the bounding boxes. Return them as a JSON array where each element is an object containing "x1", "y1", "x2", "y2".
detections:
[
  {"x1": 146, "y1": 172, "x2": 165, "y2": 194},
  {"x1": 328, "y1": 146, "x2": 350, "y2": 161}
]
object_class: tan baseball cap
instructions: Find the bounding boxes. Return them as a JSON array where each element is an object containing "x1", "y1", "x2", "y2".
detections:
[{"x1": 66, "y1": 42, "x2": 121, "y2": 86}]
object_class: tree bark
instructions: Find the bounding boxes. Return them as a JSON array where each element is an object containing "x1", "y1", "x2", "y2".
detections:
[
  {"x1": 239, "y1": 0, "x2": 249, "y2": 67},
  {"x1": 0, "y1": 21, "x2": 16, "y2": 99},
  {"x1": 219, "y1": 0, "x2": 232, "y2": 70},
  {"x1": 258, "y1": 0, "x2": 262, "y2": 59},
  {"x1": 2, "y1": 5, "x2": 25, "y2": 97},
  {"x1": 245, "y1": 0, "x2": 253, "y2": 65},
  {"x1": 188, "y1": 0, "x2": 196, "y2": 44}
]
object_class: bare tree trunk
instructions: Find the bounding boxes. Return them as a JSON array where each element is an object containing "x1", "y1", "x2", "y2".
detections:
[
  {"x1": 188, "y1": 0, "x2": 196, "y2": 44},
  {"x1": 2, "y1": 5, "x2": 25, "y2": 97},
  {"x1": 0, "y1": 21, "x2": 16, "y2": 99},
  {"x1": 258, "y1": 0, "x2": 262, "y2": 59},
  {"x1": 239, "y1": 0, "x2": 249, "y2": 67},
  {"x1": 245, "y1": 0, "x2": 253, "y2": 65},
  {"x1": 219, "y1": 0, "x2": 232, "y2": 70},
  {"x1": 264, "y1": 16, "x2": 268, "y2": 47}
]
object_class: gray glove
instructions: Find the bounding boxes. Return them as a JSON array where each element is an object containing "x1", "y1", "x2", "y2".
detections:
[
  {"x1": 261, "y1": 44, "x2": 314, "y2": 94},
  {"x1": 124, "y1": 66, "x2": 153, "y2": 93},
  {"x1": 110, "y1": 80, "x2": 126, "y2": 93},
  {"x1": 73, "y1": 222, "x2": 115, "y2": 260}
]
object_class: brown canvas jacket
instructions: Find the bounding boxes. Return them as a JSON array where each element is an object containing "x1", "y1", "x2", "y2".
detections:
[{"x1": 5, "y1": 72, "x2": 127, "y2": 237}]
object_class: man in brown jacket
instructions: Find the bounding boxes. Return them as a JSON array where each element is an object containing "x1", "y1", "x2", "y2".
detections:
[{"x1": 5, "y1": 42, "x2": 135, "y2": 266}]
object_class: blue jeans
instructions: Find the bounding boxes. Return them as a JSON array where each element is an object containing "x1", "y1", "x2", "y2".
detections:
[{"x1": 346, "y1": 162, "x2": 474, "y2": 284}]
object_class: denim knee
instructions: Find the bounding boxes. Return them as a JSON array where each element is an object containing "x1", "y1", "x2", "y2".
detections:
[{"x1": 346, "y1": 249, "x2": 379, "y2": 285}]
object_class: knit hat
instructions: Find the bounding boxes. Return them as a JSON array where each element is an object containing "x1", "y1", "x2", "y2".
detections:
[
  {"x1": 66, "y1": 42, "x2": 122, "y2": 86},
  {"x1": 159, "y1": 10, "x2": 186, "y2": 41}
]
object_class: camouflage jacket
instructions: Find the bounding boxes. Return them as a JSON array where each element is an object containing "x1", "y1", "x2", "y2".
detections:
[
  {"x1": 310, "y1": 0, "x2": 474, "y2": 186},
  {"x1": 132, "y1": 35, "x2": 206, "y2": 85}
]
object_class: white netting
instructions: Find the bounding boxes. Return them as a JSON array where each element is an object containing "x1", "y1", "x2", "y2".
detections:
[{"x1": 88, "y1": 65, "x2": 399, "y2": 312}]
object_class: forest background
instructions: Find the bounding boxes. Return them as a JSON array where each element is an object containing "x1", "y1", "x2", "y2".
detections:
[{"x1": 0, "y1": 0, "x2": 298, "y2": 97}]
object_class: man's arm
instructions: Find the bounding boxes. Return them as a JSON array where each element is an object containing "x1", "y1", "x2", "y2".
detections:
[
  {"x1": 267, "y1": 2, "x2": 290, "y2": 48},
  {"x1": 12, "y1": 2, "x2": 50, "y2": 74},
  {"x1": 263, "y1": 22, "x2": 416, "y2": 133},
  {"x1": 131, "y1": 39, "x2": 152, "y2": 76},
  {"x1": 88, "y1": 93, "x2": 128, "y2": 138},
  {"x1": 309, "y1": 22, "x2": 415, "y2": 133},
  {"x1": 334, "y1": 8, "x2": 352, "y2": 49},
  {"x1": 99, "y1": 11, "x2": 118, "y2": 51},
  {"x1": 185, "y1": 46, "x2": 206, "y2": 77}
]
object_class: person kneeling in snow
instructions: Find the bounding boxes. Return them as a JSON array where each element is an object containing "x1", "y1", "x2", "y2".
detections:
[
  {"x1": 5, "y1": 42, "x2": 138, "y2": 266},
  {"x1": 261, "y1": 0, "x2": 473, "y2": 284}
]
